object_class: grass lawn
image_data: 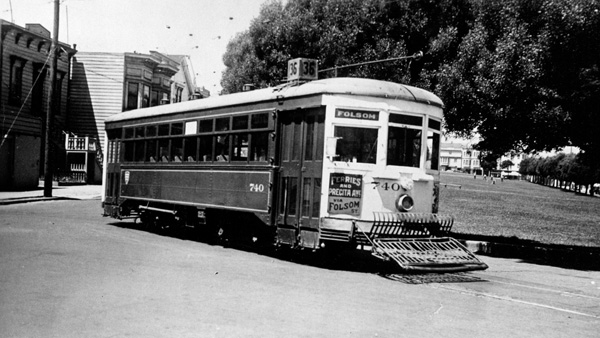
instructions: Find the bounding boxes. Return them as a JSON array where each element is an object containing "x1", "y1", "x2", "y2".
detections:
[{"x1": 438, "y1": 172, "x2": 600, "y2": 247}]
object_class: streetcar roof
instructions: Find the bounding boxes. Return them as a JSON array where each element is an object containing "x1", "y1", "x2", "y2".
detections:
[{"x1": 105, "y1": 77, "x2": 443, "y2": 124}]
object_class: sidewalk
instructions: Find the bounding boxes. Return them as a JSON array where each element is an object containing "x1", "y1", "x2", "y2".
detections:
[{"x1": 0, "y1": 182, "x2": 102, "y2": 205}]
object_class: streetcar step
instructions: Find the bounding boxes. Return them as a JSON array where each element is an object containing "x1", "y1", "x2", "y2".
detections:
[{"x1": 371, "y1": 237, "x2": 488, "y2": 272}]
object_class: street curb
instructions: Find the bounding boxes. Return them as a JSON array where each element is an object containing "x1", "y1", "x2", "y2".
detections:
[
  {"x1": 0, "y1": 197, "x2": 71, "y2": 205},
  {"x1": 0, "y1": 196, "x2": 101, "y2": 205},
  {"x1": 461, "y1": 239, "x2": 600, "y2": 271}
]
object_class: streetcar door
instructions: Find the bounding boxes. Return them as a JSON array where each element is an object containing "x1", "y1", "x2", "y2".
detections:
[
  {"x1": 277, "y1": 108, "x2": 324, "y2": 248},
  {"x1": 104, "y1": 130, "x2": 122, "y2": 205}
]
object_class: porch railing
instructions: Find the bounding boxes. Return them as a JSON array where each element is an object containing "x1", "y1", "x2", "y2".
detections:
[{"x1": 65, "y1": 135, "x2": 96, "y2": 151}]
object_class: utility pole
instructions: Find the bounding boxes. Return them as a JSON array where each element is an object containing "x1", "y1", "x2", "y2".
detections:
[{"x1": 43, "y1": 0, "x2": 59, "y2": 197}]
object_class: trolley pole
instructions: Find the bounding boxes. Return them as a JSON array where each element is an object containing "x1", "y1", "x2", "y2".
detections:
[{"x1": 43, "y1": 0, "x2": 59, "y2": 197}]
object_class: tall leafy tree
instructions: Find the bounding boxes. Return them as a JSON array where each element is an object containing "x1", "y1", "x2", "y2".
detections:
[
  {"x1": 220, "y1": 0, "x2": 600, "y2": 174},
  {"x1": 222, "y1": 0, "x2": 473, "y2": 91},
  {"x1": 221, "y1": 32, "x2": 265, "y2": 93}
]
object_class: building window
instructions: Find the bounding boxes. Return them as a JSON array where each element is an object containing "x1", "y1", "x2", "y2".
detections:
[
  {"x1": 31, "y1": 63, "x2": 47, "y2": 116},
  {"x1": 151, "y1": 90, "x2": 159, "y2": 106},
  {"x1": 175, "y1": 87, "x2": 183, "y2": 103},
  {"x1": 142, "y1": 84, "x2": 150, "y2": 108},
  {"x1": 126, "y1": 83, "x2": 139, "y2": 110},
  {"x1": 126, "y1": 82, "x2": 151, "y2": 110},
  {"x1": 54, "y1": 71, "x2": 65, "y2": 115},
  {"x1": 151, "y1": 90, "x2": 169, "y2": 106},
  {"x1": 9, "y1": 56, "x2": 26, "y2": 106}
]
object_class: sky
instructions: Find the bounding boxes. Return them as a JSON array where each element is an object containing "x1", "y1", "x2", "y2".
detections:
[{"x1": 1, "y1": 0, "x2": 266, "y2": 94}]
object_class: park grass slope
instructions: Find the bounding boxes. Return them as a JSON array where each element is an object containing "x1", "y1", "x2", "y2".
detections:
[{"x1": 439, "y1": 172, "x2": 600, "y2": 248}]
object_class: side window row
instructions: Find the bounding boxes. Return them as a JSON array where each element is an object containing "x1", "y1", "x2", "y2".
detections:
[
  {"x1": 122, "y1": 132, "x2": 270, "y2": 164},
  {"x1": 123, "y1": 113, "x2": 270, "y2": 139}
]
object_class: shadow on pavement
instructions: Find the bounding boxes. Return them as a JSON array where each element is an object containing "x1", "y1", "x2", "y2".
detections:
[
  {"x1": 108, "y1": 219, "x2": 407, "y2": 274},
  {"x1": 455, "y1": 233, "x2": 600, "y2": 271},
  {"x1": 107, "y1": 219, "x2": 600, "y2": 275}
]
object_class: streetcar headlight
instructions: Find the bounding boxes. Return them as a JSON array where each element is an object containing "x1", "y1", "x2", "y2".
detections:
[{"x1": 395, "y1": 194, "x2": 414, "y2": 212}]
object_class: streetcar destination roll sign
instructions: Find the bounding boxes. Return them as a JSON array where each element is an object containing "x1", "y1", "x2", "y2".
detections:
[
  {"x1": 335, "y1": 108, "x2": 379, "y2": 121},
  {"x1": 328, "y1": 173, "x2": 362, "y2": 216}
]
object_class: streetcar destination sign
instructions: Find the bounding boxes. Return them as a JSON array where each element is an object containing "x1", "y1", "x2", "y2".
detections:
[
  {"x1": 335, "y1": 109, "x2": 379, "y2": 121},
  {"x1": 328, "y1": 173, "x2": 363, "y2": 216}
]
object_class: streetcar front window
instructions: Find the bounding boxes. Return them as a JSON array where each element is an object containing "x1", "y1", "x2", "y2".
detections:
[
  {"x1": 387, "y1": 127, "x2": 421, "y2": 167},
  {"x1": 334, "y1": 126, "x2": 378, "y2": 164},
  {"x1": 426, "y1": 131, "x2": 440, "y2": 170}
]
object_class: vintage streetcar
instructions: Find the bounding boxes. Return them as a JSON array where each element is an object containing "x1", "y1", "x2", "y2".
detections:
[{"x1": 102, "y1": 63, "x2": 487, "y2": 272}]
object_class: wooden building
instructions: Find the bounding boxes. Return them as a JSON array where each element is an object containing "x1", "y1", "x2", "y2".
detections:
[
  {"x1": 68, "y1": 51, "x2": 201, "y2": 183},
  {"x1": 165, "y1": 53, "x2": 210, "y2": 101},
  {"x1": 0, "y1": 20, "x2": 76, "y2": 190}
]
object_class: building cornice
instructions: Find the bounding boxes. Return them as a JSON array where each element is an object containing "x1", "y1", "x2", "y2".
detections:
[{"x1": 0, "y1": 19, "x2": 76, "y2": 56}]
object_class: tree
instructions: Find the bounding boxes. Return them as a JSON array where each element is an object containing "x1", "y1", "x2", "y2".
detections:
[
  {"x1": 220, "y1": 0, "x2": 600, "y2": 176},
  {"x1": 478, "y1": 151, "x2": 499, "y2": 174},
  {"x1": 500, "y1": 160, "x2": 514, "y2": 170},
  {"x1": 518, "y1": 156, "x2": 538, "y2": 176},
  {"x1": 221, "y1": 32, "x2": 265, "y2": 94},
  {"x1": 222, "y1": 0, "x2": 474, "y2": 92}
]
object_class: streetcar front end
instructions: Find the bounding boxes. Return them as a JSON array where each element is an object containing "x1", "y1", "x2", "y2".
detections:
[
  {"x1": 319, "y1": 101, "x2": 446, "y2": 245},
  {"x1": 315, "y1": 94, "x2": 487, "y2": 272}
]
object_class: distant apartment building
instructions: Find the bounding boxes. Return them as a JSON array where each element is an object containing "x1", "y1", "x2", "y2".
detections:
[
  {"x1": 0, "y1": 20, "x2": 76, "y2": 190},
  {"x1": 440, "y1": 143, "x2": 462, "y2": 170},
  {"x1": 496, "y1": 153, "x2": 524, "y2": 172},
  {"x1": 67, "y1": 50, "x2": 202, "y2": 182},
  {"x1": 440, "y1": 142, "x2": 481, "y2": 173}
]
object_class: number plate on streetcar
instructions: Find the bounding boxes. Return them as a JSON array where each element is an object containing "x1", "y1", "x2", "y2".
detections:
[{"x1": 287, "y1": 58, "x2": 318, "y2": 81}]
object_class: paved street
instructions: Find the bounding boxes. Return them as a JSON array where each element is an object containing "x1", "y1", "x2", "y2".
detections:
[{"x1": 1, "y1": 199, "x2": 599, "y2": 337}]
